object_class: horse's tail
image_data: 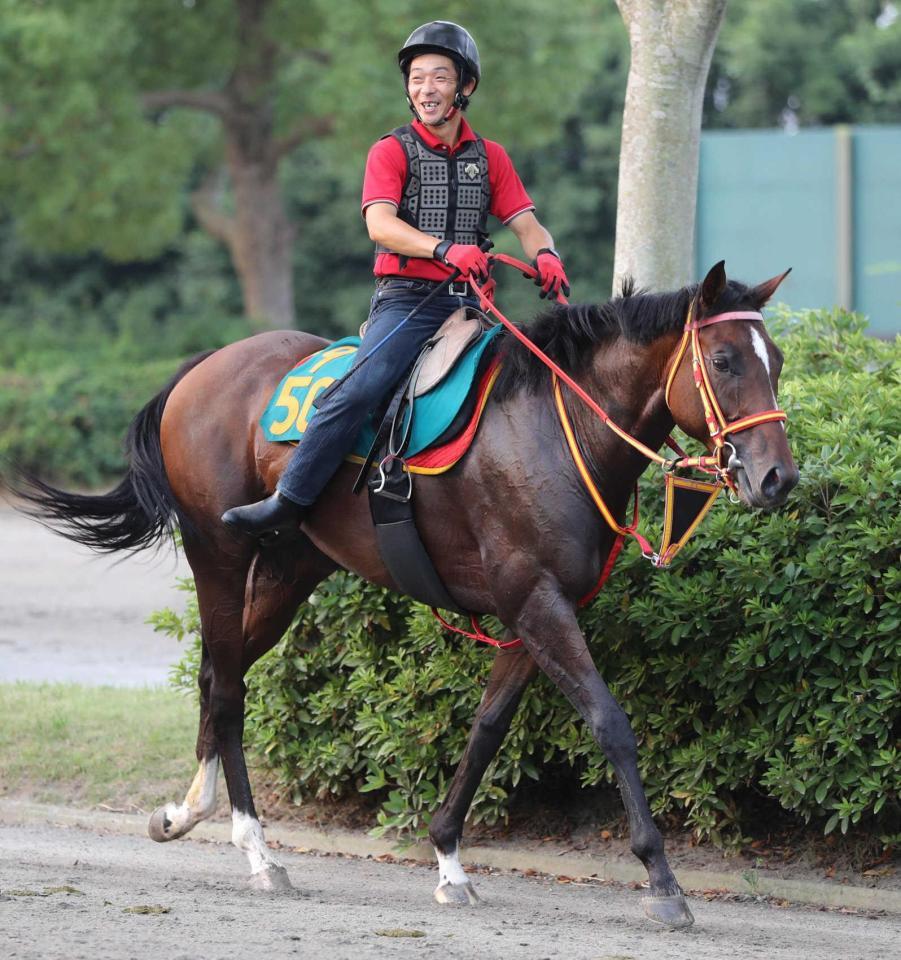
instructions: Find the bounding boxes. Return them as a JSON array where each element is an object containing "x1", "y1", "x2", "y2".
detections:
[{"x1": 13, "y1": 349, "x2": 218, "y2": 554}]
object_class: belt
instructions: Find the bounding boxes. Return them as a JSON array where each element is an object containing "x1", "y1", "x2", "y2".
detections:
[{"x1": 376, "y1": 277, "x2": 475, "y2": 297}]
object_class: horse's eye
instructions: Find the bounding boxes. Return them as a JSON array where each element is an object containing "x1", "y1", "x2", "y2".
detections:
[{"x1": 711, "y1": 356, "x2": 730, "y2": 372}]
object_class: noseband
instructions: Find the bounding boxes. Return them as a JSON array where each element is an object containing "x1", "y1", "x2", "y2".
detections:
[{"x1": 663, "y1": 303, "x2": 788, "y2": 474}]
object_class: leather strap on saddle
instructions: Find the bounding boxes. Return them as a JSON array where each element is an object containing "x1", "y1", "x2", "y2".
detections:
[
  {"x1": 368, "y1": 490, "x2": 468, "y2": 614},
  {"x1": 360, "y1": 309, "x2": 491, "y2": 615}
]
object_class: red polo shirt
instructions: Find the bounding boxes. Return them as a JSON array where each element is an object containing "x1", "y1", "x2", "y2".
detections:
[{"x1": 362, "y1": 117, "x2": 534, "y2": 280}]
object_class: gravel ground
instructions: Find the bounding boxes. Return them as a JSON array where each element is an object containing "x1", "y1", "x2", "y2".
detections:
[{"x1": 2, "y1": 821, "x2": 898, "y2": 960}]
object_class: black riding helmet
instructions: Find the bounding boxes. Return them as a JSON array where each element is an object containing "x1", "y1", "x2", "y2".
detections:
[{"x1": 398, "y1": 21, "x2": 481, "y2": 119}]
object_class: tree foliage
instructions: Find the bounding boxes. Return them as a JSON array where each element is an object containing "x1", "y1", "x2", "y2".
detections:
[
  {"x1": 0, "y1": 0, "x2": 602, "y2": 320},
  {"x1": 2, "y1": 2, "x2": 898, "y2": 329},
  {"x1": 706, "y1": 0, "x2": 901, "y2": 128}
]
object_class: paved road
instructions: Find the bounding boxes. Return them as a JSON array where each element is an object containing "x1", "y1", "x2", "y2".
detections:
[
  {"x1": 0, "y1": 502, "x2": 190, "y2": 686},
  {"x1": 1, "y1": 820, "x2": 898, "y2": 960}
]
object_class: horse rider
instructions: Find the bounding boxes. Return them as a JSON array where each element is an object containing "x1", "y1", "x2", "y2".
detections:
[{"x1": 222, "y1": 20, "x2": 571, "y2": 539}]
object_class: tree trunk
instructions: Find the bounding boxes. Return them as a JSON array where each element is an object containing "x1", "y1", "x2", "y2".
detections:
[
  {"x1": 151, "y1": 0, "x2": 312, "y2": 330},
  {"x1": 613, "y1": 0, "x2": 727, "y2": 294},
  {"x1": 225, "y1": 144, "x2": 296, "y2": 329}
]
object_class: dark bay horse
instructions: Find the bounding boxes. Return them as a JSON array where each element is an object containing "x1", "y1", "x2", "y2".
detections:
[{"x1": 18, "y1": 261, "x2": 797, "y2": 929}]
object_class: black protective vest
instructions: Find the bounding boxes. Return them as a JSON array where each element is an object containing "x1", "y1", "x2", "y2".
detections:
[{"x1": 375, "y1": 124, "x2": 491, "y2": 264}]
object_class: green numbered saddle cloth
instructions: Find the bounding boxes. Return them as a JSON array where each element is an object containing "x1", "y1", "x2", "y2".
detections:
[{"x1": 260, "y1": 327, "x2": 502, "y2": 461}]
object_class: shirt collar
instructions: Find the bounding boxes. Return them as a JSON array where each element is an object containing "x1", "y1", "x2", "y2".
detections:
[{"x1": 411, "y1": 116, "x2": 476, "y2": 152}]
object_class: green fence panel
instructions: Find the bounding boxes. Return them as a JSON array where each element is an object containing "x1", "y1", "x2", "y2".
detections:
[
  {"x1": 696, "y1": 125, "x2": 901, "y2": 335},
  {"x1": 853, "y1": 126, "x2": 901, "y2": 335}
]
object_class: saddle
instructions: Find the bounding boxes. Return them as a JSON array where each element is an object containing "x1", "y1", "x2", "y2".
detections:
[{"x1": 257, "y1": 307, "x2": 500, "y2": 613}]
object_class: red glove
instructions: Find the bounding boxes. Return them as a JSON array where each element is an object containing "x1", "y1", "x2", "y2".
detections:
[
  {"x1": 434, "y1": 241, "x2": 490, "y2": 282},
  {"x1": 533, "y1": 248, "x2": 570, "y2": 300}
]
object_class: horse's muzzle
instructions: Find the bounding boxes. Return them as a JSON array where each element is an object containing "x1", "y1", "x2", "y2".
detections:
[{"x1": 732, "y1": 457, "x2": 799, "y2": 509}]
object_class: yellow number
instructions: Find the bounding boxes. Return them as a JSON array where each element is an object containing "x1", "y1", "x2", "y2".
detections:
[
  {"x1": 308, "y1": 345, "x2": 357, "y2": 373},
  {"x1": 295, "y1": 376, "x2": 337, "y2": 432},
  {"x1": 268, "y1": 375, "x2": 312, "y2": 436},
  {"x1": 268, "y1": 345, "x2": 357, "y2": 437}
]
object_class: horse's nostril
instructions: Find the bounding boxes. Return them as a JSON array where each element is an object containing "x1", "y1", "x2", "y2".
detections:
[
  {"x1": 762, "y1": 467, "x2": 782, "y2": 499},
  {"x1": 762, "y1": 463, "x2": 799, "y2": 501}
]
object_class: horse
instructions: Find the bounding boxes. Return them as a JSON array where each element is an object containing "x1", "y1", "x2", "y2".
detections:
[{"x1": 16, "y1": 260, "x2": 797, "y2": 929}]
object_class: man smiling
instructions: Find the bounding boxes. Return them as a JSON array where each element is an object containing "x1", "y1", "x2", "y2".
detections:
[{"x1": 222, "y1": 21, "x2": 570, "y2": 539}]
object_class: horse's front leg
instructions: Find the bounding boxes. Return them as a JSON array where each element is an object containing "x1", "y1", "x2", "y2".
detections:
[
  {"x1": 428, "y1": 644, "x2": 538, "y2": 905},
  {"x1": 513, "y1": 583, "x2": 694, "y2": 929}
]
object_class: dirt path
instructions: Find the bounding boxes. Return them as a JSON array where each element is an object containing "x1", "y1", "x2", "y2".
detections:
[
  {"x1": 0, "y1": 502, "x2": 189, "y2": 686},
  {"x1": 1, "y1": 821, "x2": 897, "y2": 960}
]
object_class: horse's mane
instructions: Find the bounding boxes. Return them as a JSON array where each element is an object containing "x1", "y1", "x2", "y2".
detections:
[{"x1": 492, "y1": 278, "x2": 754, "y2": 400}]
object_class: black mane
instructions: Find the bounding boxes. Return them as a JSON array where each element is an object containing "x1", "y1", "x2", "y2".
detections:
[{"x1": 492, "y1": 278, "x2": 755, "y2": 400}]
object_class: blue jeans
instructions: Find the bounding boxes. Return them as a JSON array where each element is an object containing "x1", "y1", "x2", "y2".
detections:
[{"x1": 277, "y1": 285, "x2": 479, "y2": 507}]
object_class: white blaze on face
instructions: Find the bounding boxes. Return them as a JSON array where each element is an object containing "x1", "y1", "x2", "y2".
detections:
[
  {"x1": 435, "y1": 844, "x2": 470, "y2": 888},
  {"x1": 749, "y1": 326, "x2": 771, "y2": 376},
  {"x1": 749, "y1": 326, "x2": 779, "y2": 410},
  {"x1": 232, "y1": 810, "x2": 282, "y2": 875}
]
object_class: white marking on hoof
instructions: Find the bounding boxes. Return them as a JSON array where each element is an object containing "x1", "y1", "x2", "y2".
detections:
[
  {"x1": 232, "y1": 809, "x2": 285, "y2": 879},
  {"x1": 434, "y1": 845, "x2": 480, "y2": 905},
  {"x1": 148, "y1": 757, "x2": 218, "y2": 841},
  {"x1": 248, "y1": 864, "x2": 292, "y2": 892}
]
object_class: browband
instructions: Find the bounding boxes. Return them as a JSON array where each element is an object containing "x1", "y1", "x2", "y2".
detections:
[{"x1": 689, "y1": 310, "x2": 764, "y2": 329}]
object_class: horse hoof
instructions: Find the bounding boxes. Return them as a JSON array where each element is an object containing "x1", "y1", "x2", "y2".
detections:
[
  {"x1": 248, "y1": 865, "x2": 292, "y2": 892},
  {"x1": 641, "y1": 894, "x2": 695, "y2": 929},
  {"x1": 148, "y1": 806, "x2": 176, "y2": 843},
  {"x1": 434, "y1": 881, "x2": 480, "y2": 906}
]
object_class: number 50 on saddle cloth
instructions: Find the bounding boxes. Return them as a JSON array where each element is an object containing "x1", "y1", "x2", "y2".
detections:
[{"x1": 259, "y1": 322, "x2": 503, "y2": 474}]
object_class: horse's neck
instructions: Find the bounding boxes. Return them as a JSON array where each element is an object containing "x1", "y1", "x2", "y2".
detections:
[{"x1": 567, "y1": 334, "x2": 677, "y2": 486}]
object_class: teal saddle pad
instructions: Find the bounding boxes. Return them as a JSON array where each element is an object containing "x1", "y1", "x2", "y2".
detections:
[{"x1": 260, "y1": 327, "x2": 502, "y2": 458}]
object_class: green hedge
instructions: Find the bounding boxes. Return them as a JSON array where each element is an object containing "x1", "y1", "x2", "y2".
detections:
[
  {"x1": 160, "y1": 309, "x2": 899, "y2": 846},
  {"x1": 0, "y1": 357, "x2": 181, "y2": 486},
  {"x1": 0, "y1": 216, "x2": 251, "y2": 487}
]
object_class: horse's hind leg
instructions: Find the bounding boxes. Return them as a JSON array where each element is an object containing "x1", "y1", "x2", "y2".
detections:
[
  {"x1": 149, "y1": 535, "x2": 335, "y2": 890},
  {"x1": 428, "y1": 643, "x2": 538, "y2": 905},
  {"x1": 148, "y1": 640, "x2": 218, "y2": 842}
]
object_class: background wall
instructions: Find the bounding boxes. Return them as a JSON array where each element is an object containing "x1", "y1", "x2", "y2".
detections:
[{"x1": 696, "y1": 125, "x2": 901, "y2": 335}]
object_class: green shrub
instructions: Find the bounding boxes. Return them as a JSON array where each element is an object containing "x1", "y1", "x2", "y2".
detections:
[
  {"x1": 0, "y1": 357, "x2": 181, "y2": 485},
  {"x1": 0, "y1": 215, "x2": 252, "y2": 486},
  {"x1": 161, "y1": 309, "x2": 899, "y2": 846}
]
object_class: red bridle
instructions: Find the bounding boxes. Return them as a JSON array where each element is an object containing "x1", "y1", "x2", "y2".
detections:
[
  {"x1": 664, "y1": 302, "x2": 788, "y2": 475},
  {"x1": 477, "y1": 258, "x2": 787, "y2": 485}
]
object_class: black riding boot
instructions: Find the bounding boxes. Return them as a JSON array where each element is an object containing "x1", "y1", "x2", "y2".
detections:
[{"x1": 221, "y1": 492, "x2": 307, "y2": 540}]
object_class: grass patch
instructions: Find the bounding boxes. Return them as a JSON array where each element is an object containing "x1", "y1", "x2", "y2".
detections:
[{"x1": 0, "y1": 682, "x2": 197, "y2": 810}]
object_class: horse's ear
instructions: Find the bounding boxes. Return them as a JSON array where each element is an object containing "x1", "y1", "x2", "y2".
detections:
[
  {"x1": 750, "y1": 268, "x2": 792, "y2": 308},
  {"x1": 700, "y1": 260, "x2": 727, "y2": 309}
]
